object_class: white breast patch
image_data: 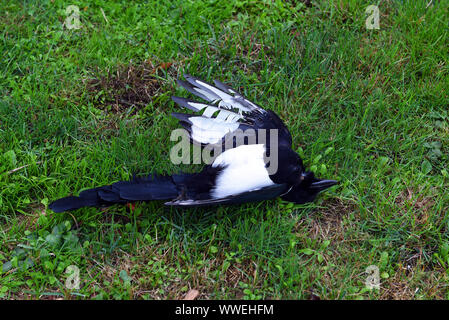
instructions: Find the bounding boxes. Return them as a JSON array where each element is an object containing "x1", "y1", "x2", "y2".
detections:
[{"x1": 211, "y1": 144, "x2": 274, "y2": 198}]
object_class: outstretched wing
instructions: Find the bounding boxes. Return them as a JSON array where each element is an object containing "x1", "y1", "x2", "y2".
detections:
[{"x1": 171, "y1": 74, "x2": 292, "y2": 147}]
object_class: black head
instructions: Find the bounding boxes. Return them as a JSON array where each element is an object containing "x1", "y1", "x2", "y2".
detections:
[
  {"x1": 281, "y1": 171, "x2": 338, "y2": 204},
  {"x1": 267, "y1": 146, "x2": 305, "y2": 186}
]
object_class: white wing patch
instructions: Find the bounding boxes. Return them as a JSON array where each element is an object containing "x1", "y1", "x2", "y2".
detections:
[
  {"x1": 190, "y1": 117, "x2": 240, "y2": 144},
  {"x1": 211, "y1": 144, "x2": 274, "y2": 198}
]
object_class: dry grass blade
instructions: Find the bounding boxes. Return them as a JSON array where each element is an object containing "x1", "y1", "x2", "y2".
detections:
[
  {"x1": 183, "y1": 289, "x2": 200, "y2": 300},
  {"x1": 8, "y1": 161, "x2": 42, "y2": 175}
]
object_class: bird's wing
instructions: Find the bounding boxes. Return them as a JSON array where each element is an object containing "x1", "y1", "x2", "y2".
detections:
[
  {"x1": 172, "y1": 74, "x2": 292, "y2": 147},
  {"x1": 164, "y1": 183, "x2": 289, "y2": 207}
]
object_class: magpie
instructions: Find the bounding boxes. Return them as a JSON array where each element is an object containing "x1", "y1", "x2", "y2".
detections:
[{"x1": 48, "y1": 75, "x2": 337, "y2": 213}]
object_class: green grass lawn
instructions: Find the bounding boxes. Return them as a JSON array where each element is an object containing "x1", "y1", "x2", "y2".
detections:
[{"x1": 1, "y1": 0, "x2": 448, "y2": 299}]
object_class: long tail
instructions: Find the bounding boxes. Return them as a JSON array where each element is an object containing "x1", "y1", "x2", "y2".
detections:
[{"x1": 48, "y1": 175, "x2": 179, "y2": 213}]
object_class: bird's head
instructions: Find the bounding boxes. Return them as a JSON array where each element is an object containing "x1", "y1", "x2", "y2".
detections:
[{"x1": 281, "y1": 171, "x2": 337, "y2": 204}]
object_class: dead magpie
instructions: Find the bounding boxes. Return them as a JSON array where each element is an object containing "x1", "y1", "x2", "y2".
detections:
[{"x1": 48, "y1": 75, "x2": 337, "y2": 213}]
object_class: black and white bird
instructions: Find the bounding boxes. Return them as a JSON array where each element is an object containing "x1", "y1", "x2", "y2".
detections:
[{"x1": 49, "y1": 75, "x2": 337, "y2": 213}]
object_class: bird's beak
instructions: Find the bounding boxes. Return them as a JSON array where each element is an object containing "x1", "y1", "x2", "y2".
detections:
[{"x1": 309, "y1": 179, "x2": 338, "y2": 191}]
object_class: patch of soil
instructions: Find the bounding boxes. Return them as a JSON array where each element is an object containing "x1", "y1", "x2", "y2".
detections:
[
  {"x1": 304, "y1": 198, "x2": 357, "y2": 241},
  {"x1": 83, "y1": 60, "x2": 177, "y2": 115}
]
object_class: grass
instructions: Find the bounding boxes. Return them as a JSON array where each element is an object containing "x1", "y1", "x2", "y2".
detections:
[{"x1": 0, "y1": 0, "x2": 448, "y2": 299}]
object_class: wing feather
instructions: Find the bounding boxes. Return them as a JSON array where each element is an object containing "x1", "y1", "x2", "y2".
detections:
[{"x1": 172, "y1": 74, "x2": 293, "y2": 147}]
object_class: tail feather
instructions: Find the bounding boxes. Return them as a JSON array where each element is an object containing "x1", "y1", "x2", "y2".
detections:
[
  {"x1": 49, "y1": 175, "x2": 179, "y2": 213},
  {"x1": 116, "y1": 176, "x2": 179, "y2": 201},
  {"x1": 48, "y1": 195, "x2": 100, "y2": 213}
]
